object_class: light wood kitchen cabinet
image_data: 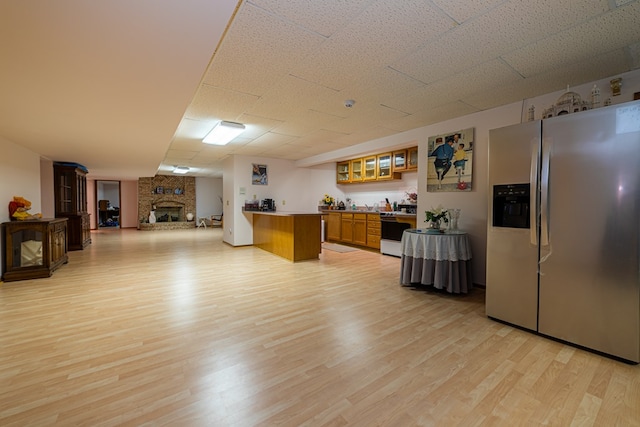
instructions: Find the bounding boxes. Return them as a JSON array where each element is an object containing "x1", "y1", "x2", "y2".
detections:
[
  {"x1": 377, "y1": 152, "x2": 401, "y2": 180},
  {"x1": 326, "y1": 212, "x2": 379, "y2": 250},
  {"x1": 337, "y1": 147, "x2": 415, "y2": 184},
  {"x1": 363, "y1": 156, "x2": 377, "y2": 181},
  {"x1": 366, "y1": 213, "x2": 381, "y2": 249},
  {"x1": 337, "y1": 161, "x2": 350, "y2": 183},
  {"x1": 407, "y1": 146, "x2": 418, "y2": 170},
  {"x1": 392, "y1": 150, "x2": 407, "y2": 171},
  {"x1": 326, "y1": 212, "x2": 341, "y2": 241},
  {"x1": 350, "y1": 158, "x2": 363, "y2": 182},
  {"x1": 340, "y1": 213, "x2": 367, "y2": 246}
]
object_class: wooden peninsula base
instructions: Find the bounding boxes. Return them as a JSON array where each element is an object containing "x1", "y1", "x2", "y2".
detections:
[{"x1": 251, "y1": 212, "x2": 323, "y2": 262}]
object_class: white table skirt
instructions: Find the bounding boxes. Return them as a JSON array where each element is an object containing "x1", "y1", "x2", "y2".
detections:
[{"x1": 400, "y1": 229, "x2": 473, "y2": 293}]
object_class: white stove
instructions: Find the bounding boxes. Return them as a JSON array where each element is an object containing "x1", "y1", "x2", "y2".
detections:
[{"x1": 380, "y1": 205, "x2": 417, "y2": 257}]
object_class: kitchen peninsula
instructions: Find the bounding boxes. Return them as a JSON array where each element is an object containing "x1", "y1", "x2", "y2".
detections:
[{"x1": 249, "y1": 211, "x2": 324, "y2": 262}]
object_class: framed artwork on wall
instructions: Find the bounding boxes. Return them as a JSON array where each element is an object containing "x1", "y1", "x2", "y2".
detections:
[
  {"x1": 427, "y1": 128, "x2": 474, "y2": 192},
  {"x1": 252, "y1": 164, "x2": 268, "y2": 185}
]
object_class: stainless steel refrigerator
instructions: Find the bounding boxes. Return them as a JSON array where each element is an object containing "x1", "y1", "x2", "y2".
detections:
[{"x1": 486, "y1": 100, "x2": 640, "y2": 363}]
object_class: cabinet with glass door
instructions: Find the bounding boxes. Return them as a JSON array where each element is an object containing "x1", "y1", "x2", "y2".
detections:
[
  {"x1": 407, "y1": 147, "x2": 418, "y2": 170},
  {"x1": 53, "y1": 163, "x2": 91, "y2": 250},
  {"x1": 350, "y1": 158, "x2": 363, "y2": 182},
  {"x1": 336, "y1": 161, "x2": 350, "y2": 183},
  {"x1": 363, "y1": 156, "x2": 377, "y2": 181},
  {"x1": 392, "y1": 150, "x2": 407, "y2": 171},
  {"x1": 377, "y1": 153, "x2": 401, "y2": 180}
]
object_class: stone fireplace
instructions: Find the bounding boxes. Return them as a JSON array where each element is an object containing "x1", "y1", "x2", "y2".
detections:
[
  {"x1": 155, "y1": 205, "x2": 183, "y2": 222},
  {"x1": 138, "y1": 175, "x2": 196, "y2": 230}
]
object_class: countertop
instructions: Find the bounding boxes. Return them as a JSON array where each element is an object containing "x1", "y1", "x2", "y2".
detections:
[{"x1": 244, "y1": 210, "x2": 324, "y2": 216}]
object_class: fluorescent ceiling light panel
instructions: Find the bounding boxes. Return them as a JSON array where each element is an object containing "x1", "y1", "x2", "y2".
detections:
[
  {"x1": 173, "y1": 166, "x2": 189, "y2": 174},
  {"x1": 203, "y1": 121, "x2": 245, "y2": 145}
]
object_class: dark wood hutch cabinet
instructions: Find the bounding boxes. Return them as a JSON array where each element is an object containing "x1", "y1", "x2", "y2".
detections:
[
  {"x1": 54, "y1": 163, "x2": 91, "y2": 250},
  {"x1": 1, "y1": 218, "x2": 68, "y2": 281}
]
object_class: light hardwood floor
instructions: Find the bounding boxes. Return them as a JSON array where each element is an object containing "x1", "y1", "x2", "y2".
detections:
[{"x1": 1, "y1": 228, "x2": 638, "y2": 426}]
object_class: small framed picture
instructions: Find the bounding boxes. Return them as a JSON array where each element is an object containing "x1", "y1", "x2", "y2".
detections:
[
  {"x1": 252, "y1": 163, "x2": 268, "y2": 185},
  {"x1": 174, "y1": 188, "x2": 183, "y2": 195},
  {"x1": 155, "y1": 186, "x2": 164, "y2": 194},
  {"x1": 164, "y1": 188, "x2": 172, "y2": 194}
]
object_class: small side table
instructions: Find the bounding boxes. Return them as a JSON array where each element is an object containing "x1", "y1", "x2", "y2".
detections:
[{"x1": 400, "y1": 229, "x2": 473, "y2": 293}]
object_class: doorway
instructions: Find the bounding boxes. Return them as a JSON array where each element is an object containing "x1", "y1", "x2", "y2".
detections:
[{"x1": 96, "y1": 180, "x2": 121, "y2": 229}]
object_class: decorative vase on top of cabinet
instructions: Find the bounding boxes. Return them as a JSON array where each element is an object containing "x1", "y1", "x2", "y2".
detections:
[{"x1": 54, "y1": 162, "x2": 91, "y2": 251}]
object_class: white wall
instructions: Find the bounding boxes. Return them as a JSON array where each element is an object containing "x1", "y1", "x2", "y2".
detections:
[
  {"x1": 0, "y1": 137, "x2": 42, "y2": 222},
  {"x1": 195, "y1": 177, "x2": 223, "y2": 219},
  {"x1": 0, "y1": 136, "x2": 42, "y2": 271},
  {"x1": 120, "y1": 180, "x2": 138, "y2": 228},
  {"x1": 39, "y1": 158, "x2": 55, "y2": 218}
]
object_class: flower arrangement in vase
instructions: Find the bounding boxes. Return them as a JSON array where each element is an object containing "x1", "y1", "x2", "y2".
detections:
[
  {"x1": 322, "y1": 194, "x2": 335, "y2": 209},
  {"x1": 425, "y1": 205, "x2": 448, "y2": 230}
]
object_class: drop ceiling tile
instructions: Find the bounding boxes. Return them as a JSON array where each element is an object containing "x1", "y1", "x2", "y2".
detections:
[
  {"x1": 628, "y1": 41, "x2": 640, "y2": 69},
  {"x1": 246, "y1": 132, "x2": 297, "y2": 147},
  {"x1": 202, "y1": 3, "x2": 325, "y2": 96},
  {"x1": 464, "y1": 49, "x2": 631, "y2": 110},
  {"x1": 248, "y1": 0, "x2": 373, "y2": 37},
  {"x1": 271, "y1": 110, "x2": 340, "y2": 137},
  {"x1": 331, "y1": 126, "x2": 399, "y2": 146},
  {"x1": 385, "y1": 59, "x2": 522, "y2": 114},
  {"x1": 247, "y1": 74, "x2": 343, "y2": 121},
  {"x1": 172, "y1": 118, "x2": 217, "y2": 140},
  {"x1": 291, "y1": 0, "x2": 456, "y2": 90},
  {"x1": 184, "y1": 84, "x2": 260, "y2": 122},
  {"x1": 431, "y1": 0, "x2": 505, "y2": 24},
  {"x1": 391, "y1": 0, "x2": 611, "y2": 84},
  {"x1": 502, "y1": 2, "x2": 640, "y2": 77},
  {"x1": 163, "y1": 149, "x2": 199, "y2": 160},
  {"x1": 343, "y1": 66, "x2": 427, "y2": 107},
  {"x1": 165, "y1": 138, "x2": 205, "y2": 151}
]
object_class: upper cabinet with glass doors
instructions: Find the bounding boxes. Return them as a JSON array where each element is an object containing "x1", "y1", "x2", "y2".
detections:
[
  {"x1": 337, "y1": 161, "x2": 350, "y2": 183},
  {"x1": 393, "y1": 150, "x2": 406, "y2": 171},
  {"x1": 350, "y1": 158, "x2": 363, "y2": 182},
  {"x1": 336, "y1": 146, "x2": 417, "y2": 184},
  {"x1": 363, "y1": 156, "x2": 377, "y2": 181}
]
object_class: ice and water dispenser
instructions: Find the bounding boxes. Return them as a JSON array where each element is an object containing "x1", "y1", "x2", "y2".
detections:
[{"x1": 492, "y1": 184, "x2": 530, "y2": 229}]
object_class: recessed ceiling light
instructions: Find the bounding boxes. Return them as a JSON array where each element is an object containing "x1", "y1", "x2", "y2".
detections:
[
  {"x1": 173, "y1": 166, "x2": 189, "y2": 174},
  {"x1": 203, "y1": 121, "x2": 246, "y2": 145}
]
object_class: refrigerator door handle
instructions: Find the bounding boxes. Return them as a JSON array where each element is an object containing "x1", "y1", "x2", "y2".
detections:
[
  {"x1": 540, "y1": 137, "x2": 551, "y2": 247},
  {"x1": 530, "y1": 140, "x2": 539, "y2": 246}
]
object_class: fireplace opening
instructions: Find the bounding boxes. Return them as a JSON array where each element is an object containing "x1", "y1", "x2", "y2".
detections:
[{"x1": 155, "y1": 206, "x2": 183, "y2": 222}]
